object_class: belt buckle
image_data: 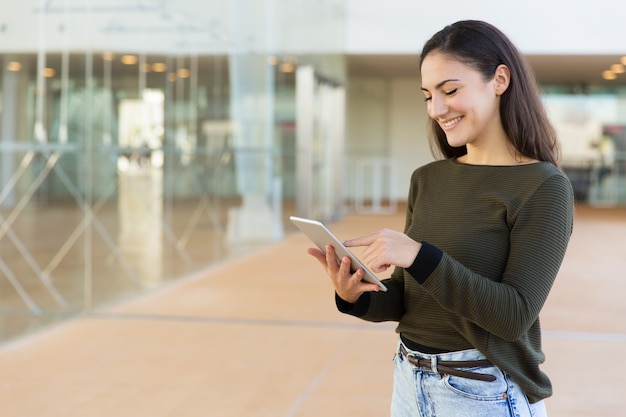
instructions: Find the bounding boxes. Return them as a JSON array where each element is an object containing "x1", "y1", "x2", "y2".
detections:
[{"x1": 401, "y1": 344, "x2": 436, "y2": 373}]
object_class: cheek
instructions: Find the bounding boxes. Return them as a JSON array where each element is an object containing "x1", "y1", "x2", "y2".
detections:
[
  {"x1": 448, "y1": 95, "x2": 470, "y2": 113},
  {"x1": 467, "y1": 96, "x2": 498, "y2": 122}
]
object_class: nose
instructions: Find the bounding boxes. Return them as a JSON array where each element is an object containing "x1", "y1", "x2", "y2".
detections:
[{"x1": 428, "y1": 95, "x2": 448, "y2": 119}]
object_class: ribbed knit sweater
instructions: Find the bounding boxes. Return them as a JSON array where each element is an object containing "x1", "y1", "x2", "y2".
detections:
[{"x1": 338, "y1": 158, "x2": 574, "y2": 404}]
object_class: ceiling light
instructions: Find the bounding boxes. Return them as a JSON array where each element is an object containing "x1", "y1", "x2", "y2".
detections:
[
  {"x1": 621, "y1": 56, "x2": 626, "y2": 66},
  {"x1": 610, "y1": 64, "x2": 625, "y2": 74},
  {"x1": 102, "y1": 52, "x2": 115, "y2": 61},
  {"x1": 7, "y1": 61, "x2": 21, "y2": 71},
  {"x1": 279, "y1": 62, "x2": 295, "y2": 73},
  {"x1": 43, "y1": 68, "x2": 55, "y2": 77},
  {"x1": 121, "y1": 55, "x2": 138, "y2": 65},
  {"x1": 602, "y1": 70, "x2": 617, "y2": 80},
  {"x1": 177, "y1": 68, "x2": 190, "y2": 78},
  {"x1": 151, "y1": 62, "x2": 166, "y2": 72}
]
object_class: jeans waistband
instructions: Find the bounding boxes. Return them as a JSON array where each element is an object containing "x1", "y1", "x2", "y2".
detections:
[
  {"x1": 398, "y1": 338, "x2": 487, "y2": 362},
  {"x1": 398, "y1": 341, "x2": 496, "y2": 382}
]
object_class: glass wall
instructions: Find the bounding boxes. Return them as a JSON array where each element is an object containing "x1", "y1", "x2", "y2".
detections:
[
  {"x1": 4, "y1": 0, "x2": 623, "y2": 346},
  {"x1": 0, "y1": 1, "x2": 347, "y2": 343}
]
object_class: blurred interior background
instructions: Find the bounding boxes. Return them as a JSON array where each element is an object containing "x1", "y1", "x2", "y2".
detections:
[{"x1": 1, "y1": 0, "x2": 626, "y2": 344}]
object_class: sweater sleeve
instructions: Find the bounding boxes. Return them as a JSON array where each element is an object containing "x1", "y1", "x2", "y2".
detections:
[
  {"x1": 335, "y1": 275, "x2": 406, "y2": 322},
  {"x1": 411, "y1": 174, "x2": 574, "y2": 342}
]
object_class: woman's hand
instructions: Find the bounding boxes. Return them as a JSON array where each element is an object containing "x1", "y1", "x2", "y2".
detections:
[
  {"x1": 307, "y1": 245, "x2": 381, "y2": 304},
  {"x1": 344, "y1": 229, "x2": 422, "y2": 273}
]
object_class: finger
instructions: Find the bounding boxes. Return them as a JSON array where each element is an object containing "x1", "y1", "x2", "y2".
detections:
[
  {"x1": 348, "y1": 267, "x2": 382, "y2": 293},
  {"x1": 363, "y1": 282, "x2": 382, "y2": 292},
  {"x1": 373, "y1": 263, "x2": 391, "y2": 273},
  {"x1": 343, "y1": 233, "x2": 377, "y2": 248},
  {"x1": 369, "y1": 263, "x2": 391, "y2": 273},
  {"x1": 338, "y1": 255, "x2": 354, "y2": 277},
  {"x1": 359, "y1": 248, "x2": 384, "y2": 273},
  {"x1": 306, "y1": 247, "x2": 326, "y2": 264},
  {"x1": 325, "y1": 245, "x2": 340, "y2": 271}
]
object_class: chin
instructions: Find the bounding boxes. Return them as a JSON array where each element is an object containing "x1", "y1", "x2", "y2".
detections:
[{"x1": 445, "y1": 136, "x2": 468, "y2": 149}]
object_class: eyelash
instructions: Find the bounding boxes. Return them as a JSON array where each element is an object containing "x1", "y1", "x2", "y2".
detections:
[{"x1": 424, "y1": 88, "x2": 458, "y2": 102}]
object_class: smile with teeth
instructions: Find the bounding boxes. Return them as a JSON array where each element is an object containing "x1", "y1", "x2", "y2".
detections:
[{"x1": 441, "y1": 116, "x2": 463, "y2": 129}]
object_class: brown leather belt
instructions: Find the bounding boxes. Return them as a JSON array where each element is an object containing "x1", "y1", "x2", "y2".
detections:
[{"x1": 400, "y1": 344, "x2": 496, "y2": 382}]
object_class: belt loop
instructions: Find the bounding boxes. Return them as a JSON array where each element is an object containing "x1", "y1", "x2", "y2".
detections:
[{"x1": 430, "y1": 355, "x2": 438, "y2": 374}]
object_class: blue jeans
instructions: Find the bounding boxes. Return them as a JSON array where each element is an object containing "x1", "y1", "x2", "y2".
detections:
[{"x1": 391, "y1": 340, "x2": 547, "y2": 417}]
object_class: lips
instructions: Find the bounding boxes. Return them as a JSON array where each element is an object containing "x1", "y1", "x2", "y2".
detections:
[{"x1": 440, "y1": 116, "x2": 463, "y2": 130}]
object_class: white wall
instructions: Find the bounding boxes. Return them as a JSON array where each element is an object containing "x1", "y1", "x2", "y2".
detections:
[
  {"x1": 346, "y1": 76, "x2": 433, "y2": 202},
  {"x1": 344, "y1": 78, "x2": 388, "y2": 203},
  {"x1": 345, "y1": 0, "x2": 626, "y2": 54},
  {"x1": 389, "y1": 78, "x2": 432, "y2": 200},
  {"x1": 346, "y1": 78, "x2": 388, "y2": 156},
  {"x1": 5, "y1": 0, "x2": 626, "y2": 55}
]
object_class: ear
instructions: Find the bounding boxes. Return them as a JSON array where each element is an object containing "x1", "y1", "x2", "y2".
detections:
[{"x1": 493, "y1": 64, "x2": 510, "y2": 96}]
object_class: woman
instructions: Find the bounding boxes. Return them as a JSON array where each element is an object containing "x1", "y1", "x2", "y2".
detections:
[{"x1": 307, "y1": 20, "x2": 574, "y2": 417}]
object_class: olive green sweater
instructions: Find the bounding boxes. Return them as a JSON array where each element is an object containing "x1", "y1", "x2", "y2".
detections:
[{"x1": 338, "y1": 158, "x2": 574, "y2": 404}]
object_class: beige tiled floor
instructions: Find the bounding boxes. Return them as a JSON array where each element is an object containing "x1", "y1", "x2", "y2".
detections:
[{"x1": 0, "y1": 204, "x2": 624, "y2": 416}]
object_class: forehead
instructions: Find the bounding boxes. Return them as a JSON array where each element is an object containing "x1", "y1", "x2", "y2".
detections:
[{"x1": 420, "y1": 52, "x2": 480, "y2": 89}]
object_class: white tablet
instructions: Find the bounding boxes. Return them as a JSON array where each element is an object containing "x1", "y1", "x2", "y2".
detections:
[{"x1": 290, "y1": 216, "x2": 388, "y2": 292}]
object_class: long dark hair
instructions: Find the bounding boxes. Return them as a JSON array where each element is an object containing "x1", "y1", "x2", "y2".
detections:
[{"x1": 420, "y1": 20, "x2": 559, "y2": 166}]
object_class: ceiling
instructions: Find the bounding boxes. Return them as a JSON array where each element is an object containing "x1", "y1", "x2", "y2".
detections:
[
  {"x1": 9, "y1": 52, "x2": 626, "y2": 89},
  {"x1": 346, "y1": 54, "x2": 626, "y2": 87}
]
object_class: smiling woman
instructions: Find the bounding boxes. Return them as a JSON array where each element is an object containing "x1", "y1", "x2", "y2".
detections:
[
  {"x1": 304, "y1": 20, "x2": 574, "y2": 417},
  {"x1": 420, "y1": 55, "x2": 511, "y2": 158},
  {"x1": 420, "y1": 22, "x2": 559, "y2": 168}
]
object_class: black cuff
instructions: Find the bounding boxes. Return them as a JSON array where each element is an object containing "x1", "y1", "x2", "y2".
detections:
[
  {"x1": 405, "y1": 241, "x2": 442, "y2": 284},
  {"x1": 335, "y1": 292, "x2": 371, "y2": 317}
]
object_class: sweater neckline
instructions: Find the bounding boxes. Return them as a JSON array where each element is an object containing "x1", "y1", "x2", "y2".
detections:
[{"x1": 449, "y1": 157, "x2": 544, "y2": 168}]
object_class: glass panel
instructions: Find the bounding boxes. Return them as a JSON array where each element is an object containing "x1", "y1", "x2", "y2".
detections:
[
  {"x1": 0, "y1": 0, "x2": 349, "y2": 344},
  {"x1": 543, "y1": 85, "x2": 626, "y2": 205}
]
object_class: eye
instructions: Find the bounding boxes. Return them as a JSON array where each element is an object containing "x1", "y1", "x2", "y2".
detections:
[
  {"x1": 423, "y1": 96, "x2": 432, "y2": 102},
  {"x1": 444, "y1": 88, "x2": 458, "y2": 96}
]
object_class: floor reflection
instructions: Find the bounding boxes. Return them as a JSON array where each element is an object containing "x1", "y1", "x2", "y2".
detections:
[
  {"x1": 0, "y1": 179, "x2": 297, "y2": 344},
  {"x1": 118, "y1": 169, "x2": 163, "y2": 287}
]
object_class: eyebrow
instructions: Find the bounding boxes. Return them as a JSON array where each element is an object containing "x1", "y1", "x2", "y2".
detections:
[{"x1": 420, "y1": 78, "x2": 460, "y2": 92}]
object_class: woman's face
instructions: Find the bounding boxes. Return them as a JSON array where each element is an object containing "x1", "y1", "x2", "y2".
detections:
[{"x1": 420, "y1": 52, "x2": 507, "y2": 150}]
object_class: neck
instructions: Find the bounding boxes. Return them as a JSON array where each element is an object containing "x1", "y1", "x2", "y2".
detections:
[{"x1": 459, "y1": 143, "x2": 535, "y2": 166}]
